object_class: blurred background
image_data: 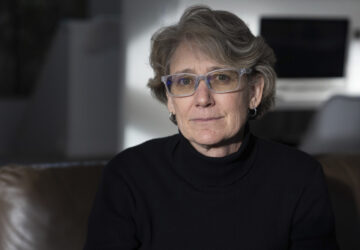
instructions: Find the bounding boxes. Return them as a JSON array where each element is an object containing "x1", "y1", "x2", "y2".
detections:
[{"x1": 1, "y1": 0, "x2": 360, "y2": 163}]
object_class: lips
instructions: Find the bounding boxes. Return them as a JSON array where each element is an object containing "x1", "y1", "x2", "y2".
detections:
[{"x1": 190, "y1": 116, "x2": 224, "y2": 122}]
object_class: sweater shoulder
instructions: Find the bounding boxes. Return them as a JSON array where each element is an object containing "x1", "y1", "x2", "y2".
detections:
[
  {"x1": 122, "y1": 134, "x2": 179, "y2": 157},
  {"x1": 104, "y1": 134, "x2": 179, "y2": 174},
  {"x1": 255, "y1": 136, "x2": 322, "y2": 177}
]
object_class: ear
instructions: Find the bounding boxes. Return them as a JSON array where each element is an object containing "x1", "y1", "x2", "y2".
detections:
[
  {"x1": 166, "y1": 92, "x2": 175, "y2": 114},
  {"x1": 249, "y1": 76, "x2": 264, "y2": 109}
]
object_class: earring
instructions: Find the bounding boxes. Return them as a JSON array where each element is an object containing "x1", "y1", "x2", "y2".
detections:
[
  {"x1": 169, "y1": 112, "x2": 177, "y2": 125},
  {"x1": 248, "y1": 107, "x2": 257, "y2": 119}
]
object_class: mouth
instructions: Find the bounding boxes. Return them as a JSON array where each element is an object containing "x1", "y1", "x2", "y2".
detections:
[{"x1": 190, "y1": 116, "x2": 224, "y2": 122}]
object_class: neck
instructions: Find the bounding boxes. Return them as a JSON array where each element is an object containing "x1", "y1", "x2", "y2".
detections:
[{"x1": 189, "y1": 129, "x2": 245, "y2": 158}]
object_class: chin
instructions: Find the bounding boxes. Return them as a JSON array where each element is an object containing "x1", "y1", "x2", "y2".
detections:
[{"x1": 190, "y1": 130, "x2": 225, "y2": 147}]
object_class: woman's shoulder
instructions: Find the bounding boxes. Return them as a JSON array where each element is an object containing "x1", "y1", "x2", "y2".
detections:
[
  {"x1": 121, "y1": 133, "x2": 179, "y2": 157},
  {"x1": 254, "y1": 136, "x2": 322, "y2": 178},
  {"x1": 104, "y1": 134, "x2": 180, "y2": 175},
  {"x1": 256, "y1": 136, "x2": 316, "y2": 161}
]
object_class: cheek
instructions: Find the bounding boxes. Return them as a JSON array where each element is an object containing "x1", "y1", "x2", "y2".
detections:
[
  {"x1": 237, "y1": 91, "x2": 251, "y2": 115},
  {"x1": 230, "y1": 107, "x2": 247, "y2": 129},
  {"x1": 226, "y1": 95, "x2": 249, "y2": 129}
]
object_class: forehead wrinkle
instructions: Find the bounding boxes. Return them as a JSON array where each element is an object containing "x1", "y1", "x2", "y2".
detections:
[{"x1": 169, "y1": 41, "x2": 217, "y2": 72}]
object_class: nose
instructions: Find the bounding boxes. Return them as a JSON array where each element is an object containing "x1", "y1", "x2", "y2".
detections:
[{"x1": 194, "y1": 78, "x2": 214, "y2": 107}]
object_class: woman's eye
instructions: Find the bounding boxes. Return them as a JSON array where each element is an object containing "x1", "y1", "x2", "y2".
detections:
[
  {"x1": 216, "y1": 74, "x2": 230, "y2": 81},
  {"x1": 178, "y1": 77, "x2": 192, "y2": 85}
]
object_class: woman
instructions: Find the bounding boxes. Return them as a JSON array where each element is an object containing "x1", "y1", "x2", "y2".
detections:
[{"x1": 84, "y1": 6, "x2": 338, "y2": 250}]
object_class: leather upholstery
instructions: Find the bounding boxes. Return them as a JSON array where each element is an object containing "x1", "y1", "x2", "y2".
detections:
[
  {"x1": 317, "y1": 154, "x2": 360, "y2": 250},
  {"x1": 0, "y1": 163, "x2": 103, "y2": 250}
]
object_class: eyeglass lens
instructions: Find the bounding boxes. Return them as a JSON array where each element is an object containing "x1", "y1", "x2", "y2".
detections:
[{"x1": 167, "y1": 69, "x2": 242, "y2": 96}]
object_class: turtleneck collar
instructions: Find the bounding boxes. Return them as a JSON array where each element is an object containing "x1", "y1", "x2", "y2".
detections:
[{"x1": 171, "y1": 125, "x2": 257, "y2": 190}]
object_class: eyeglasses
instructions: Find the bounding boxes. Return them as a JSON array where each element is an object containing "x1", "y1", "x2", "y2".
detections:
[{"x1": 161, "y1": 68, "x2": 252, "y2": 97}]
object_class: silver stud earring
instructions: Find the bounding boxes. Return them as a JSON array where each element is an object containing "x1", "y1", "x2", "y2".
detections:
[
  {"x1": 169, "y1": 112, "x2": 177, "y2": 125},
  {"x1": 248, "y1": 107, "x2": 257, "y2": 119}
]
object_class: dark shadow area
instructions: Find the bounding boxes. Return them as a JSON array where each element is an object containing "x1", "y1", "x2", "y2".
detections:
[
  {"x1": 317, "y1": 154, "x2": 360, "y2": 250},
  {"x1": 250, "y1": 109, "x2": 315, "y2": 147},
  {"x1": 0, "y1": 0, "x2": 87, "y2": 96},
  {"x1": 326, "y1": 177, "x2": 360, "y2": 250}
]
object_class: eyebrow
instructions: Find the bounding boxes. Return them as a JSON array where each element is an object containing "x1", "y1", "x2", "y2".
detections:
[{"x1": 173, "y1": 66, "x2": 229, "y2": 75}]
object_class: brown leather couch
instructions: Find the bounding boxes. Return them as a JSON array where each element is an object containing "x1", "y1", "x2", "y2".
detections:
[
  {"x1": 0, "y1": 161, "x2": 104, "y2": 250},
  {"x1": 317, "y1": 154, "x2": 360, "y2": 250},
  {"x1": 0, "y1": 156, "x2": 359, "y2": 250}
]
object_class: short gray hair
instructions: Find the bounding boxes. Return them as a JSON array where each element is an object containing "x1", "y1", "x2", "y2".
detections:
[{"x1": 147, "y1": 5, "x2": 276, "y2": 118}]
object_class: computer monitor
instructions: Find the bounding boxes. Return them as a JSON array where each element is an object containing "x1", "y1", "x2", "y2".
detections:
[{"x1": 260, "y1": 17, "x2": 349, "y2": 78}]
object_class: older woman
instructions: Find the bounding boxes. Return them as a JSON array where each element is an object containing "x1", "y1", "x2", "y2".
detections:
[{"x1": 84, "y1": 6, "x2": 338, "y2": 250}]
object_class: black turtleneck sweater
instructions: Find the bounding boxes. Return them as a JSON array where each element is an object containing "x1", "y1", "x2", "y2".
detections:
[{"x1": 84, "y1": 132, "x2": 338, "y2": 250}]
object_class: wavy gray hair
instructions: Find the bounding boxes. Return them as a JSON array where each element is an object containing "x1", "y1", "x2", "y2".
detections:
[{"x1": 147, "y1": 5, "x2": 276, "y2": 118}]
